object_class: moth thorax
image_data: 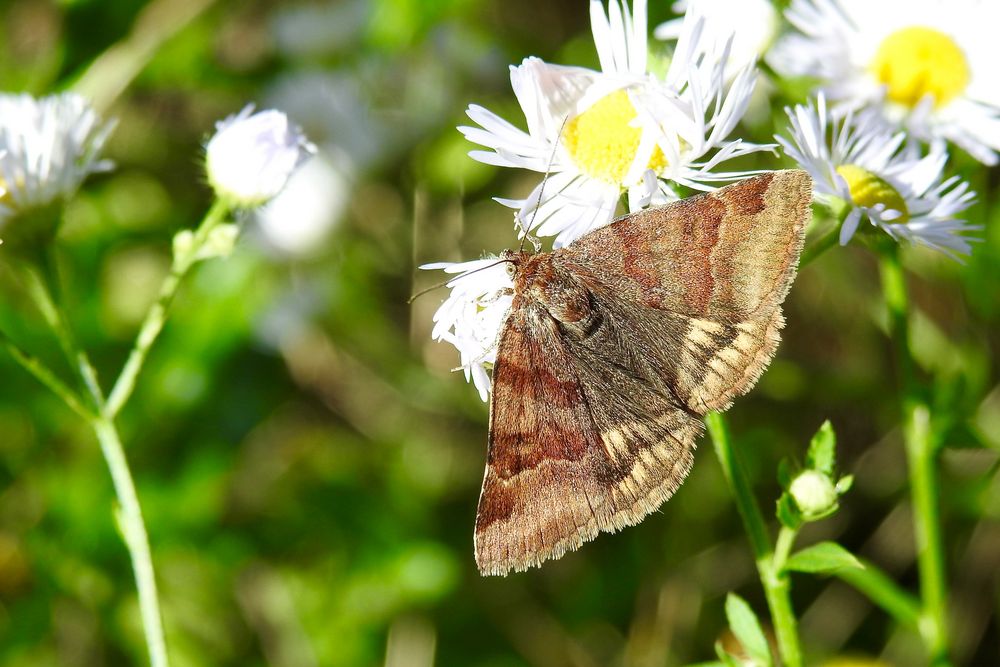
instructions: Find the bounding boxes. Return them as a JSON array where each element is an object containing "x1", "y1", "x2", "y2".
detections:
[{"x1": 535, "y1": 268, "x2": 593, "y2": 325}]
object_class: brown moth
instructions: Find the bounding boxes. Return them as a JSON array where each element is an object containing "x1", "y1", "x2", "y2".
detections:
[{"x1": 475, "y1": 170, "x2": 813, "y2": 576}]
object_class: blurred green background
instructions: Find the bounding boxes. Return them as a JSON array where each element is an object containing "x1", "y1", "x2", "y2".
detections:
[{"x1": 0, "y1": 0, "x2": 998, "y2": 665}]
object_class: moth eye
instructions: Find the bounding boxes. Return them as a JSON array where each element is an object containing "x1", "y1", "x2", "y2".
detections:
[{"x1": 505, "y1": 263, "x2": 517, "y2": 278}]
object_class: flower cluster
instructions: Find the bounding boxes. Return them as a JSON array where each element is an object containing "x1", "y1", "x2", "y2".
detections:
[
  {"x1": 424, "y1": 0, "x2": 989, "y2": 399},
  {"x1": 427, "y1": 0, "x2": 768, "y2": 398}
]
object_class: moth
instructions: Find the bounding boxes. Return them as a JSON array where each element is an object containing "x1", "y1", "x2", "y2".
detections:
[{"x1": 475, "y1": 170, "x2": 812, "y2": 576}]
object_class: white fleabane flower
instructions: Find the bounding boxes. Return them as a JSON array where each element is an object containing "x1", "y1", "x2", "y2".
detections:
[
  {"x1": 772, "y1": 0, "x2": 1000, "y2": 165},
  {"x1": 460, "y1": 0, "x2": 768, "y2": 248},
  {"x1": 206, "y1": 105, "x2": 315, "y2": 207},
  {"x1": 421, "y1": 258, "x2": 514, "y2": 401},
  {"x1": 654, "y1": 0, "x2": 779, "y2": 79},
  {"x1": 0, "y1": 92, "x2": 113, "y2": 228},
  {"x1": 777, "y1": 96, "x2": 978, "y2": 259}
]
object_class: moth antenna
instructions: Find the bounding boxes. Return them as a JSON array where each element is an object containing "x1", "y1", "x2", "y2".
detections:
[
  {"x1": 518, "y1": 115, "x2": 569, "y2": 254},
  {"x1": 408, "y1": 258, "x2": 513, "y2": 304}
]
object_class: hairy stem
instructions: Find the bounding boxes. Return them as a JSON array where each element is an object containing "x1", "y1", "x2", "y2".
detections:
[
  {"x1": 878, "y1": 252, "x2": 950, "y2": 666},
  {"x1": 706, "y1": 411, "x2": 803, "y2": 667}
]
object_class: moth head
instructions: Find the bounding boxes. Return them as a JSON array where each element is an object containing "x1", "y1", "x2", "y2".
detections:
[{"x1": 499, "y1": 248, "x2": 530, "y2": 280}]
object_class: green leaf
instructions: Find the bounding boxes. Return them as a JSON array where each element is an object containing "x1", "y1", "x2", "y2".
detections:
[
  {"x1": 724, "y1": 593, "x2": 772, "y2": 666},
  {"x1": 835, "y1": 474, "x2": 854, "y2": 495},
  {"x1": 784, "y1": 541, "x2": 863, "y2": 575},
  {"x1": 776, "y1": 457, "x2": 795, "y2": 489},
  {"x1": 806, "y1": 420, "x2": 836, "y2": 475},
  {"x1": 776, "y1": 492, "x2": 803, "y2": 529}
]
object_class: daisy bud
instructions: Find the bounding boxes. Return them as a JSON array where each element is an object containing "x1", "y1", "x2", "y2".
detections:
[
  {"x1": 205, "y1": 106, "x2": 314, "y2": 207},
  {"x1": 789, "y1": 470, "x2": 837, "y2": 519}
]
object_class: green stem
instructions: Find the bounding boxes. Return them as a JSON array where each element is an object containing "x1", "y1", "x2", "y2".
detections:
[
  {"x1": 22, "y1": 262, "x2": 170, "y2": 667},
  {"x1": 836, "y1": 557, "x2": 922, "y2": 629},
  {"x1": 800, "y1": 201, "x2": 852, "y2": 269},
  {"x1": 772, "y1": 526, "x2": 797, "y2": 573},
  {"x1": 878, "y1": 252, "x2": 950, "y2": 666},
  {"x1": 760, "y1": 561, "x2": 800, "y2": 667},
  {"x1": 106, "y1": 199, "x2": 229, "y2": 417},
  {"x1": 706, "y1": 412, "x2": 770, "y2": 558},
  {"x1": 706, "y1": 412, "x2": 803, "y2": 667},
  {"x1": 93, "y1": 417, "x2": 168, "y2": 667},
  {"x1": 0, "y1": 330, "x2": 93, "y2": 420},
  {"x1": 20, "y1": 264, "x2": 104, "y2": 405},
  {"x1": 799, "y1": 219, "x2": 840, "y2": 268},
  {"x1": 906, "y1": 403, "x2": 949, "y2": 665}
]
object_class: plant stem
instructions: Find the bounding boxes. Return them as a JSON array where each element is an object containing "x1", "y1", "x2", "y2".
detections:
[
  {"x1": 0, "y1": 330, "x2": 93, "y2": 420},
  {"x1": 106, "y1": 199, "x2": 229, "y2": 417},
  {"x1": 799, "y1": 219, "x2": 840, "y2": 268},
  {"x1": 21, "y1": 259, "x2": 171, "y2": 667},
  {"x1": 93, "y1": 417, "x2": 168, "y2": 667},
  {"x1": 10, "y1": 200, "x2": 230, "y2": 666},
  {"x1": 906, "y1": 402, "x2": 949, "y2": 665},
  {"x1": 799, "y1": 201, "x2": 852, "y2": 269},
  {"x1": 706, "y1": 412, "x2": 770, "y2": 557},
  {"x1": 706, "y1": 411, "x2": 803, "y2": 667},
  {"x1": 772, "y1": 526, "x2": 797, "y2": 573},
  {"x1": 836, "y1": 557, "x2": 922, "y2": 629},
  {"x1": 20, "y1": 264, "x2": 104, "y2": 403},
  {"x1": 878, "y1": 252, "x2": 950, "y2": 666}
]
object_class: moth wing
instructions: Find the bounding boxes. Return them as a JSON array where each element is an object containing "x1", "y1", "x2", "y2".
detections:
[
  {"x1": 476, "y1": 171, "x2": 812, "y2": 574},
  {"x1": 477, "y1": 301, "x2": 700, "y2": 576},
  {"x1": 557, "y1": 170, "x2": 812, "y2": 323},
  {"x1": 555, "y1": 170, "x2": 811, "y2": 413}
]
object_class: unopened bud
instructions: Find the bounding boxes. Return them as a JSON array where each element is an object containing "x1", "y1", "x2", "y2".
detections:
[
  {"x1": 789, "y1": 470, "x2": 837, "y2": 518},
  {"x1": 205, "y1": 106, "x2": 313, "y2": 207}
]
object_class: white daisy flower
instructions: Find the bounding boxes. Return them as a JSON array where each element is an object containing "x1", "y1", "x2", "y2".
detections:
[
  {"x1": 460, "y1": 0, "x2": 767, "y2": 248},
  {"x1": 773, "y1": 0, "x2": 1000, "y2": 165},
  {"x1": 420, "y1": 258, "x2": 514, "y2": 401},
  {"x1": 0, "y1": 92, "x2": 113, "y2": 229},
  {"x1": 206, "y1": 105, "x2": 315, "y2": 208},
  {"x1": 777, "y1": 95, "x2": 978, "y2": 259},
  {"x1": 654, "y1": 0, "x2": 779, "y2": 79}
]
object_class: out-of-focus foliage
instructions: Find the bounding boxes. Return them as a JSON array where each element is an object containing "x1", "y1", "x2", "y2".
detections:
[{"x1": 0, "y1": 1, "x2": 997, "y2": 666}]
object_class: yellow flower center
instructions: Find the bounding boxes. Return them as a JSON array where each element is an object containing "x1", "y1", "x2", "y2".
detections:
[
  {"x1": 869, "y1": 27, "x2": 970, "y2": 108},
  {"x1": 836, "y1": 165, "x2": 909, "y2": 222},
  {"x1": 563, "y1": 89, "x2": 667, "y2": 184}
]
